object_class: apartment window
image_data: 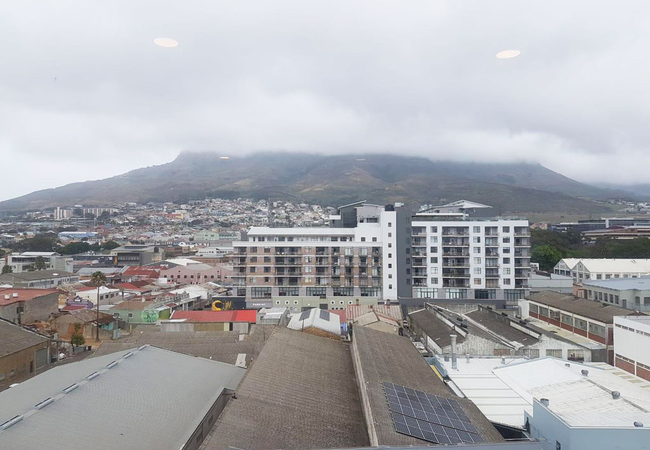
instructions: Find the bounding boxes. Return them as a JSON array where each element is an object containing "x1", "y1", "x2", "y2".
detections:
[
  {"x1": 503, "y1": 257, "x2": 511, "y2": 264},
  {"x1": 430, "y1": 226, "x2": 437, "y2": 233},
  {"x1": 605, "y1": 274, "x2": 611, "y2": 279},
  {"x1": 307, "y1": 287, "x2": 326, "y2": 296},
  {"x1": 304, "y1": 276, "x2": 312, "y2": 283},
  {"x1": 475, "y1": 289, "x2": 496, "y2": 299},
  {"x1": 502, "y1": 226, "x2": 510, "y2": 233},
  {"x1": 388, "y1": 263, "x2": 392, "y2": 268},
  {"x1": 445, "y1": 288, "x2": 468, "y2": 299},
  {"x1": 430, "y1": 257, "x2": 438, "y2": 264},
  {"x1": 474, "y1": 267, "x2": 482, "y2": 274},
  {"x1": 388, "y1": 222, "x2": 392, "y2": 227},
  {"x1": 405, "y1": 248, "x2": 410, "y2": 254},
  {"x1": 264, "y1": 256, "x2": 271, "y2": 263},
  {"x1": 249, "y1": 267, "x2": 256, "y2": 273},
  {"x1": 473, "y1": 226, "x2": 480, "y2": 233},
  {"x1": 503, "y1": 278, "x2": 511, "y2": 285},
  {"x1": 388, "y1": 274, "x2": 392, "y2": 279},
  {"x1": 546, "y1": 349, "x2": 562, "y2": 358},
  {"x1": 406, "y1": 268, "x2": 410, "y2": 274},
  {"x1": 250, "y1": 256, "x2": 258, "y2": 262},
  {"x1": 388, "y1": 243, "x2": 392, "y2": 248},
  {"x1": 406, "y1": 258, "x2": 411, "y2": 264},
  {"x1": 503, "y1": 247, "x2": 511, "y2": 254},
  {"x1": 388, "y1": 253, "x2": 392, "y2": 258},
  {"x1": 250, "y1": 247, "x2": 258, "y2": 253},
  {"x1": 388, "y1": 232, "x2": 392, "y2": 237},
  {"x1": 504, "y1": 267, "x2": 511, "y2": 275},
  {"x1": 636, "y1": 296, "x2": 641, "y2": 306},
  {"x1": 473, "y1": 257, "x2": 481, "y2": 264},
  {"x1": 574, "y1": 318, "x2": 588, "y2": 331},
  {"x1": 389, "y1": 284, "x2": 393, "y2": 289},
  {"x1": 430, "y1": 246, "x2": 437, "y2": 253},
  {"x1": 251, "y1": 287, "x2": 271, "y2": 298},
  {"x1": 264, "y1": 277, "x2": 270, "y2": 282},
  {"x1": 473, "y1": 247, "x2": 481, "y2": 254},
  {"x1": 615, "y1": 295, "x2": 619, "y2": 304},
  {"x1": 304, "y1": 266, "x2": 312, "y2": 273},
  {"x1": 472, "y1": 236, "x2": 481, "y2": 243},
  {"x1": 361, "y1": 237, "x2": 366, "y2": 242},
  {"x1": 372, "y1": 237, "x2": 377, "y2": 242}
]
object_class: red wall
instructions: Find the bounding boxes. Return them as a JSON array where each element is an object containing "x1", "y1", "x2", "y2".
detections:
[{"x1": 615, "y1": 357, "x2": 635, "y2": 376}]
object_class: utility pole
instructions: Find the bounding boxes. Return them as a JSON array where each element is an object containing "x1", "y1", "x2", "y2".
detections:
[{"x1": 96, "y1": 284, "x2": 101, "y2": 342}]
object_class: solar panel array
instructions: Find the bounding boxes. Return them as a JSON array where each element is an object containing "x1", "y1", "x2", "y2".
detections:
[
  {"x1": 319, "y1": 309, "x2": 330, "y2": 321},
  {"x1": 382, "y1": 382, "x2": 484, "y2": 445}
]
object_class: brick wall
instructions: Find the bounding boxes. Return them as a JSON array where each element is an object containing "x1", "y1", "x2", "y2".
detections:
[{"x1": 0, "y1": 342, "x2": 49, "y2": 391}]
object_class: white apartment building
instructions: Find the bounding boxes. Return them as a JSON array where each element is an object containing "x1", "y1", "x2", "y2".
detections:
[
  {"x1": 410, "y1": 201, "x2": 531, "y2": 302},
  {"x1": 4, "y1": 252, "x2": 73, "y2": 273},
  {"x1": 614, "y1": 315, "x2": 650, "y2": 382}
]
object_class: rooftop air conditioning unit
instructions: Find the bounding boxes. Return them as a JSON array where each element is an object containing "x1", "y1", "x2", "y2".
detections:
[{"x1": 12, "y1": 293, "x2": 18, "y2": 298}]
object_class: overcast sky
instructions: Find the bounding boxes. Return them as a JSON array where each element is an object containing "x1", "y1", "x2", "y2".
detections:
[{"x1": 1, "y1": 1, "x2": 649, "y2": 201}]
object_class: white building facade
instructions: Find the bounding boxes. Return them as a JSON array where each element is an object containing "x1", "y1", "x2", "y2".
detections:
[{"x1": 614, "y1": 315, "x2": 650, "y2": 382}]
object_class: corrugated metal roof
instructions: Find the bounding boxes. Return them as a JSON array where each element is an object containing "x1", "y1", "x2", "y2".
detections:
[
  {"x1": 0, "y1": 346, "x2": 246, "y2": 450},
  {"x1": 0, "y1": 319, "x2": 48, "y2": 357}
]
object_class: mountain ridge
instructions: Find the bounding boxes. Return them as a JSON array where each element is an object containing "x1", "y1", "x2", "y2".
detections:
[{"x1": 0, "y1": 152, "x2": 632, "y2": 214}]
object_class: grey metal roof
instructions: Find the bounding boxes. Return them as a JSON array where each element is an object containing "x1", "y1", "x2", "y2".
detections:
[
  {"x1": 93, "y1": 324, "x2": 271, "y2": 366},
  {"x1": 526, "y1": 291, "x2": 642, "y2": 323},
  {"x1": 0, "y1": 269, "x2": 76, "y2": 282},
  {"x1": 0, "y1": 345, "x2": 245, "y2": 450},
  {"x1": 465, "y1": 309, "x2": 539, "y2": 346},
  {"x1": 203, "y1": 327, "x2": 370, "y2": 450},
  {"x1": 352, "y1": 326, "x2": 504, "y2": 447},
  {"x1": 409, "y1": 309, "x2": 467, "y2": 348},
  {"x1": 0, "y1": 318, "x2": 48, "y2": 357},
  {"x1": 583, "y1": 275, "x2": 650, "y2": 291}
]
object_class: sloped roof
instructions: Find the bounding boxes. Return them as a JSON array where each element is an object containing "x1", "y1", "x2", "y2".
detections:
[
  {"x1": 170, "y1": 310, "x2": 257, "y2": 323},
  {"x1": 0, "y1": 318, "x2": 48, "y2": 357},
  {"x1": 347, "y1": 304, "x2": 403, "y2": 321},
  {"x1": 409, "y1": 309, "x2": 466, "y2": 348},
  {"x1": 526, "y1": 291, "x2": 642, "y2": 323},
  {"x1": 465, "y1": 308, "x2": 538, "y2": 346},
  {"x1": 287, "y1": 308, "x2": 340, "y2": 336},
  {"x1": 352, "y1": 327, "x2": 503, "y2": 446},
  {"x1": 0, "y1": 346, "x2": 246, "y2": 450},
  {"x1": 0, "y1": 288, "x2": 57, "y2": 306},
  {"x1": 202, "y1": 328, "x2": 369, "y2": 450}
]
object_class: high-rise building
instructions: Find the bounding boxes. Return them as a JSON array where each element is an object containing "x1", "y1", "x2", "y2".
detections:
[
  {"x1": 410, "y1": 200, "x2": 531, "y2": 301},
  {"x1": 233, "y1": 200, "x2": 531, "y2": 308}
]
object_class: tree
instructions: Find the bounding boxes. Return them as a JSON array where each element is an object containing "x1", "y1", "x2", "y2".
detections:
[
  {"x1": 90, "y1": 271, "x2": 107, "y2": 342},
  {"x1": 59, "y1": 241, "x2": 91, "y2": 255},
  {"x1": 70, "y1": 323, "x2": 85, "y2": 349},
  {"x1": 32, "y1": 256, "x2": 47, "y2": 271},
  {"x1": 531, "y1": 245, "x2": 563, "y2": 272},
  {"x1": 102, "y1": 240, "x2": 120, "y2": 251},
  {"x1": 1, "y1": 265, "x2": 13, "y2": 274}
]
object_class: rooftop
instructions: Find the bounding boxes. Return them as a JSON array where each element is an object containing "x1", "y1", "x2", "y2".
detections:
[
  {"x1": 0, "y1": 270, "x2": 76, "y2": 282},
  {"x1": 572, "y1": 258, "x2": 650, "y2": 273},
  {"x1": 352, "y1": 327, "x2": 503, "y2": 446},
  {"x1": 109, "y1": 300, "x2": 155, "y2": 311},
  {"x1": 93, "y1": 324, "x2": 269, "y2": 366},
  {"x1": 202, "y1": 328, "x2": 369, "y2": 450},
  {"x1": 287, "y1": 307, "x2": 341, "y2": 336},
  {"x1": 0, "y1": 288, "x2": 58, "y2": 306},
  {"x1": 583, "y1": 275, "x2": 650, "y2": 291},
  {"x1": 526, "y1": 291, "x2": 641, "y2": 323},
  {"x1": 170, "y1": 310, "x2": 257, "y2": 323},
  {"x1": 0, "y1": 318, "x2": 48, "y2": 358},
  {"x1": 409, "y1": 309, "x2": 467, "y2": 348},
  {"x1": 0, "y1": 346, "x2": 245, "y2": 450},
  {"x1": 347, "y1": 304, "x2": 403, "y2": 321},
  {"x1": 244, "y1": 227, "x2": 357, "y2": 236},
  {"x1": 465, "y1": 308, "x2": 539, "y2": 347}
]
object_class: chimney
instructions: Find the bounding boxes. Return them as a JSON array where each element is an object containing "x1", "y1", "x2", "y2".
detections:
[
  {"x1": 540, "y1": 398, "x2": 550, "y2": 407},
  {"x1": 450, "y1": 334, "x2": 457, "y2": 370}
]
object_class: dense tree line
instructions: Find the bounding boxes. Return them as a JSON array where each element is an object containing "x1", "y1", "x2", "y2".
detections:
[
  {"x1": 531, "y1": 229, "x2": 650, "y2": 271},
  {"x1": 4, "y1": 235, "x2": 121, "y2": 256}
]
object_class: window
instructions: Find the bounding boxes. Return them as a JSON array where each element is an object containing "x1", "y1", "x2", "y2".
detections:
[
  {"x1": 250, "y1": 256, "x2": 257, "y2": 262},
  {"x1": 388, "y1": 232, "x2": 392, "y2": 237},
  {"x1": 502, "y1": 247, "x2": 510, "y2": 254},
  {"x1": 474, "y1": 267, "x2": 482, "y2": 274},
  {"x1": 474, "y1": 278, "x2": 482, "y2": 285},
  {"x1": 574, "y1": 318, "x2": 588, "y2": 331},
  {"x1": 388, "y1": 243, "x2": 392, "y2": 248},
  {"x1": 502, "y1": 226, "x2": 510, "y2": 233},
  {"x1": 431, "y1": 267, "x2": 438, "y2": 274},
  {"x1": 388, "y1": 274, "x2": 392, "y2": 279},
  {"x1": 475, "y1": 289, "x2": 496, "y2": 299},
  {"x1": 430, "y1": 226, "x2": 437, "y2": 232},
  {"x1": 249, "y1": 267, "x2": 256, "y2": 273},
  {"x1": 251, "y1": 287, "x2": 271, "y2": 298},
  {"x1": 264, "y1": 266, "x2": 271, "y2": 273},
  {"x1": 307, "y1": 287, "x2": 326, "y2": 296},
  {"x1": 504, "y1": 267, "x2": 511, "y2": 275},
  {"x1": 596, "y1": 274, "x2": 602, "y2": 280},
  {"x1": 388, "y1": 253, "x2": 392, "y2": 258},
  {"x1": 430, "y1": 277, "x2": 439, "y2": 284},
  {"x1": 388, "y1": 284, "x2": 393, "y2": 289},
  {"x1": 372, "y1": 237, "x2": 377, "y2": 242},
  {"x1": 473, "y1": 257, "x2": 481, "y2": 264},
  {"x1": 250, "y1": 246, "x2": 257, "y2": 253},
  {"x1": 546, "y1": 349, "x2": 562, "y2": 358},
  {"x1": 430, "y1": 246, "x2": 437, "y2": 253},
  {"x1": 474, "y1": 247, "x2": 481, "y2": 254},
  {"x1": 430, "y1": 257, "x2": 438, "y2": 264},
  {"x1": 263, "y1": 256, "x2": 271, "y2": 263},
  {"x1": 503, "y1": 278, "x2": 511, "y2": 285},
  {"x1": 361, "y1": 237, "x2": 366, "y2": 242},
  {"x1": 264, "y1": 277, "x2": 270, "y2": 282},
  {"x1": 503, "y1": 257, "x2": 511, "y2": 264},
  {"x1": 388, "y1": 222, "x2": 392, "y2": 227},
  {"x1": 502, "y1": 237, "x2": 511, "y2": 244},
  {"x1": 388, "y1": 263, "x2": 392, "y2": 268},
  {"x1": 472, "y1": 236, "x2": 481, "y2": 243},
  {"x1": 473, "y1": 226, "x2": 480, "y2": 233},
  {"x1": 430, "y1": 236, "x2": 438, "y2": 243}
]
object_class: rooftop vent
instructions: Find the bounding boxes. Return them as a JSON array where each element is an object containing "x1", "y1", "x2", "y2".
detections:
[
  {"x1": 634, "y1": 421, "x2": 644, "y2": 428},
  {"x1": 612, "y1": 391, "x2": 621, "y2": 399},
  {"x1": 540, "y1": 398, "x2": 550, "y2": 407},
  {"x1": 581, "y1": 369, "x2": 589, "y2": 377},
  {"x1": 0, "y1": 415, "x2": 23, "y2": 430},
  {"x1": 565, "y1": 363, "x2": 571, "y2": 367},
  {"x1": 4, "y1": 295, "x2": 9, "y2": 300},
  {"x1": 12, "y1": 293, "x2": 18, "y2": 298}
]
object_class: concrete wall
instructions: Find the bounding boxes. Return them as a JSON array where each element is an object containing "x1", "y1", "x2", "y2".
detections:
[
  {"x1": 0, "y1": 341, "x2": 49, "y2": 391},
  {"x1": 614, "y1": 316, "x2": 650, "y2": 380}
]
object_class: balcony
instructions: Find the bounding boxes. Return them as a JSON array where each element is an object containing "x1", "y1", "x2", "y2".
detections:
[
  {"x1": 485, "y1": 269, "x2": 500, "y2": 278},
  {"x1": 443, "y1": 250, "x2": 469, "y2": 257},
  {"x1": 412, "y1": 258, "x2": 427, "y2": 267},
  {"x1": 315, "y1": 257, "x2": 329, "y2": 266},
  {"x1": 412, "y1": 238, "x2": 427, "y2": 247},
  {"x1": 443, "y1": 280, "x2": 470, "y2": 288},
  {"x1": 441, "y1": 238, "x2": 469, "y2": 247},
  {"x1": 442, "y1": 269, "x2": 470, "y2": 278},
  {"x1": 514, "y1": 239, "x2": 530, "y2": 247},
  {"x1": 412, "y1": 269, "x2": 428, "y2": 277},
  {"x1": 486, "y1": 280, "x2": 500, "y2": 288},
  {"x1": 275, "y1": 259, "x2": 301, "y2": 266},
  {"x1": 442, "y1": 258, "x2": 469, "y2": 268},
  {"x1": 412, "y1": 250, "x2": 426, "y2": 257},
  {"x1": 316, "y1": 248, "x2": 329, "y2": 256},
  {"x1": 485, "y1": 249, "x2": 499, "y2": 257},
  {"x1": 514, "y1": 249, "x2": 530, "y2": 257}
]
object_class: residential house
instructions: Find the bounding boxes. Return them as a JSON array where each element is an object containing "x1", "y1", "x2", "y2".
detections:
[
  {"x1": 51, "y1": 309, "x2": 116, "y2": 340},
  {"x1": 0, "y1": 288, "x2": 58, "y2": 325},
  {"x1": 0, "y1": 318, "x2": 50, "y2": 390}
]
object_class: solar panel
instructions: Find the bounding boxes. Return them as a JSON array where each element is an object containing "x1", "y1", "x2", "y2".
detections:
[
  {"x1": 299, "y1": 310, "x2": 310, "y2": 321},
  {"x1": 383, "y1": 382, "x2": 483, "y2": 445},
  {"x1": 319, "y1": 309, "x2": 330, "y2": 321}
]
